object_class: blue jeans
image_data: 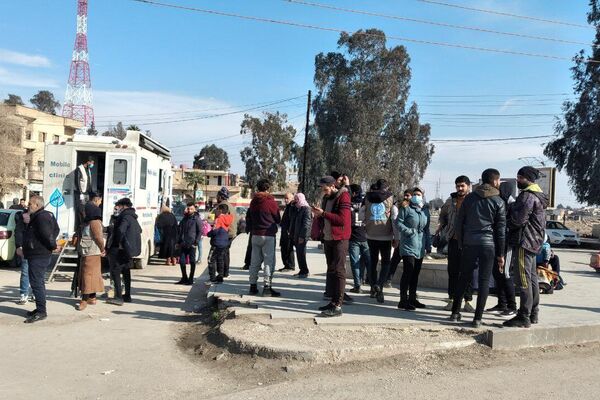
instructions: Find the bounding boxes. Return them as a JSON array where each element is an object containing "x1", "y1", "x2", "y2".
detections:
[
  {"x1": 196, "y1": 240, "x2": 203, "y2": 264},
  {"x1": 19, "y1": 257, "x2": 32, "y2": 297},
  {"x1": 349, "y1": 240, "x2": 370, "y2": 288}
]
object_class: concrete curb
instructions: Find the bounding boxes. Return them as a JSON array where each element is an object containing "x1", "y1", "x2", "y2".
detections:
[{"x1": 486, "y1": 321, "x2": 600, "y2": 350}]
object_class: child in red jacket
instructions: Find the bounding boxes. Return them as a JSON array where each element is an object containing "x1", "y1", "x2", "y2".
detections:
[{"x1": 208, "y1": 204, "x2": 233, "y2": 283}]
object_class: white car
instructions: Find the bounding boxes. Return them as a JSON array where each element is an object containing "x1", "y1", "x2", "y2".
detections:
[{"x1": 546, "y1": 221, "x2": 581, "y2": 246}]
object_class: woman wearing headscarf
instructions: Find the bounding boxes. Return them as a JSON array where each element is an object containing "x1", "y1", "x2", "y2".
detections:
[
  {"x1": 290, "y1": 192, "x2": 312, "y2": 278},
  {"x1": 77, "y1": 193, "x2": 106, "y2": 311},
  {"x1": 156, "y1": 206, "x2": 179, "y2": 265}
]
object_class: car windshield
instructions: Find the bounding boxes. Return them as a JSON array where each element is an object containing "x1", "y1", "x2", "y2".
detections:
[
  {"x1": 0, "y1": 212, "x2": 10, "y2": 226},
  {"x1": 555, "y1": 222, "x2": 568, "y2": 230}
]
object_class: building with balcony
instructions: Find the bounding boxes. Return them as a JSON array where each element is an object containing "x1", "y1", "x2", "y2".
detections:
[
  {"x1": 0, "y1": 104, "x2": 82, "y2": 206},
  {"x1": 172, "y1": 166, "x2": 250, "y2": 209}
]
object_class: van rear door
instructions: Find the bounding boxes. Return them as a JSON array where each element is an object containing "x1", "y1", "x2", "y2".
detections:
[{"x1": 103, "y1": 152, "x2": 134, "y2": 226}]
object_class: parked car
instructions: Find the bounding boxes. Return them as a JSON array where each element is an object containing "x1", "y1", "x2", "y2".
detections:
[
  {"x1": 0, "y1": 209, "x2": 23, "y2": 266},
  {"x1": 546, "y1": 221, "x2": 581, "y2": 246}
]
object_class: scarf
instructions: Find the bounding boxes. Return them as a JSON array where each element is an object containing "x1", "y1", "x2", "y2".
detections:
[{"x1": 294, "y1": 193, "x2": 309, "y2": 208}]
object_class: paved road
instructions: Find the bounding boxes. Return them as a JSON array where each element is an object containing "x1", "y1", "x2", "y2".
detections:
[{"x1": 0, "y1": 236, "x2": 599, "y2": 399}]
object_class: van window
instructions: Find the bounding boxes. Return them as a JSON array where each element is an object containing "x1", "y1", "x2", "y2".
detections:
[
  {"x1": 0, "y1": 212, "x2": 10, "y2": 226},
  {"x1": 140, "y1": 157, "x2": 148, "y2": 190},
  {"x1": 113, "y1": 159, "x2": 128, "y2": 185}
]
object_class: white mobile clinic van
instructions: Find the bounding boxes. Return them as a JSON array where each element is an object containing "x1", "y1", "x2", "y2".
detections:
[{"x1": 43, "y1": 131, "x2": 173, "y2": 268}]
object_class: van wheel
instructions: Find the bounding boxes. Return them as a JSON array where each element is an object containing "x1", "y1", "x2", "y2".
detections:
[{"x1": 133, "y1": 242, "x2": 151, "y2": 269}]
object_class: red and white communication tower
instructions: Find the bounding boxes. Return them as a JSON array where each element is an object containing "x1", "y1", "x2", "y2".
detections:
[{"x1": 63, "y1": 0, "x2": 94, "y2": 128}]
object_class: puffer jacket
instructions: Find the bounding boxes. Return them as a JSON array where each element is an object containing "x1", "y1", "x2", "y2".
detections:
[
  {"x1": 508, "y1": 184, "x2": 549, "y2": 254},
  {"x1": 455, "y1": 184, "x2": 506, "y2": 257},
  {"x1": 396, "y1": 203, "x2": 430, "y2": 259}
]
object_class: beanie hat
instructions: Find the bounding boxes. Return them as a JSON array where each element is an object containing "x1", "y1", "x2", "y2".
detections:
[
  {"x1": 517, "y1": 166, "x2": 541, "y2": 182},
  {"x1": 319, "y1": 176, "x2": 336, "y2": 185},
  {"x1": 217, "y1": 186, "x2": 229, "y2": 199}
]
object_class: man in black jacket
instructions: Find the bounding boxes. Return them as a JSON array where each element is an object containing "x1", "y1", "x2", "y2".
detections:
[
  {"x1": 450, "y1": 169, "x2": 506, "y2": 328},
  {"x1": 23, "y1": 195, "x2": 59, "y2": 323},
  {"x1": 106, "y1": 198, "x2": 141, "y2": 306}
]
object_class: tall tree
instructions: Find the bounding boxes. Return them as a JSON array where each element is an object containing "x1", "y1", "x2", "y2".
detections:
[
  {"x1": 0, "y1": 116, "x2": 25, "y2": 199},
  {"x1": 3, "y1": 94, "x2": 24, "y2": 106},
  {"x1": 87, "y1": 121, "x2": 98, "y2": 136},
  {"x1": 240, "y1": 111, "x2": 297, "y2": 190},
  {"x1": 312, "y1": 29, "x2": 433, "y2": 195},
  {"x1": 544, "y1": 1, "x2": 600, "y2": 205},
  {"x1": 30, "y1": 90, "x2": 60, "y2": 115},
  {"x1": 193, "y1": 144, "x2": 231, "y2": 170},
  {"x1": 296, "y1": 128, "x2": 327, "y2": 203},
  {"x1": 126, "y1": 124, "x2": 141, "y2": 131},
  {"x1": 102, "y1": 122, "x2": 127, "y2": 140}
]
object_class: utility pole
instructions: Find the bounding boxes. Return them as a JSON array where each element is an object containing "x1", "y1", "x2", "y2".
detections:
[{"x1": 300, "y1": 90, "x2": 311, "y2": 193}]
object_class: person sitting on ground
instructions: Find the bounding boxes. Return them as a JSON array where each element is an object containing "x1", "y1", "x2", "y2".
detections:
[
  {"x1": 536, "y1": 235, "x2": 566, "y2": 288},
  {"x1": 207, "y1": 204, "x2": 234, "y2": 283}
]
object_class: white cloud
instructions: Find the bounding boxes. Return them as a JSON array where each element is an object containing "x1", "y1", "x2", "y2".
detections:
[
  {"x1": 0, "y1": 66, "x2": 59, "y2": 88},
  {"x1": 0, "y1": 49, "x2": 51, "y2": 68}
]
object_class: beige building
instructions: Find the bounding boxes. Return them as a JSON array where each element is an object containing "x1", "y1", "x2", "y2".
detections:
[
  {"x1": 172, "y1": 166, "x2": 250, "y2": 209},
  {"x1": 0, "y1": 104, "x2": 82, "y2": 207}
]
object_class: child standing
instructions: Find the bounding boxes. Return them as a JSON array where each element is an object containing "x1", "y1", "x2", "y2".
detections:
[{"x1": 208, "y1": 204, "x2": 233, "y2": 283}]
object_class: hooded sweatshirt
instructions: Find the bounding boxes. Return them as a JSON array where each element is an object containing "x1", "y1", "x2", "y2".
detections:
[
  {"x1": 363, "y1": 190, "x2": 398, "y2": 241},
  {"x1": 455, "y1": 184, "x2": 506, "y2": 256},
  {"x1": 247, "y1": 191, "x2": 281, "y2": 237},
  {"x1": 508, "y1": 183, "x2": 549, "y2": 254},
  {"x1": 209, "y1": 213, "x2": 234, "y2": 248}
]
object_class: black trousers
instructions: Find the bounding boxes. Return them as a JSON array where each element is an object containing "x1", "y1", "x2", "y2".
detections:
[
  {"x1": 492, "y1": 257, "x2": 516, "y2": 310},
  {"x1": 208, "y1": 246, "x2": 226, "y2": 279},
  {"x1": 179, "y1": 246, "x2": 197, "y2": 281},
  {"x1": 452, "y1": 245, "x2": 495, "y2": 320},
  {"x1": 223, "y1": 237, "x2": 233, "y2": 277},
  {"x1": 280, "y1": 232, "x2": 295, "y2": 269},
  {"x1": 367, "y1": 239, "x2": 392, "y2": 288},
  {"x1": 400, "y1": 256, "x2": 423, "y2": 301},
  {"x1": 387, "y1": 247, "x2": 402, "y2": 282},
  {"x1": 27, "y1": 256, "x2": 51, "y2": 315},
  {"x1": 447, "y1": 239, "x2": 473, "y2": 301},
  {"x1": 295, "y1": 240, "x2": 309, "y2": 275},
  {"x1": 109, "y1": 249, "x2": 131, "y2": 299},
  {"x1": 550, "y1": 255, "x2": 561, "y2": 275},
  {"x1": 244, "y1": 234, "x2": 253, "y2": 267}
]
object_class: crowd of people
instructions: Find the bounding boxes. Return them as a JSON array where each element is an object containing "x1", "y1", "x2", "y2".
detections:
[{"x1": 10, "y1": 163, "x2": 560, "y2": 329}]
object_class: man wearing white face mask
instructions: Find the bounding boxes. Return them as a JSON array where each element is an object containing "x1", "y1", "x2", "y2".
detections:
[{"x1": 395, "y1": 187, "x2": 431, "y2": 311}]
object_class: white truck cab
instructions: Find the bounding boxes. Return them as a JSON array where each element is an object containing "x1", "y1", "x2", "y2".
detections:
[{"x1": 43, "y1": 131, "x2": 173, "y2": 268}]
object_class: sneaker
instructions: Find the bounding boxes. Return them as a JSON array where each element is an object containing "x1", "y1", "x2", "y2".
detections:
[
  {"x1": 318, "y1": 303, "x2": 334, "y2": 311},
  {"x1": 24, "y1": 312, "x2": 47, "y2": 324},
  {"x1": 375, "y1": 286, "x2": 384, "y2": 304},
  {"x1": 323, "y1": 292, "x2": 332, "y2": 300},
  {"x1": 369, "y1": 286, "x2": 376, "y2": 299},
  {"x1": 295, "y1": 273, "x2": 309, "y2": 278},
  {"x1": 383, "y1": 280, "x2": 392, "y2": 289},
  {"x1": 122, "y1": 294, "x2": 132, "y2": 303},
  {"x1": 343, "y1": 293, "x2": 354, "y2": 304},
  {"x1": 410, "y1": 299, "x2": 426, "y2": 309},
  {"x1": 28, "y1": 295, "x2": 35, "y2": 303},
  {"x1": 175, "y1": 278, "x2": 187, "y2": 285},
  {"x1": 26, "y1": 309, "x2": 38, "y2": 317},
  {"x1": 449, "y1": 313, "x2": 462, "y2": 322},
  {"x1": 16, "y1": 296, "x2": 28, "y2": 305},
  {"x1": 500, "y1": 309, "x2": 516, "y2": 317},
  {"x1": 472, "y1": 319, "x2": 482, "y2": 328},
  {"x1": 262, "y1": 286, "x2": 281, "y2": 297},
  {"x1": 462, "y1": 301, "x2": 475, "y2": 313},
  {"x1": 349, "y1": 286, "x2": 362, "y2": 294},
  {"x1": 486, "y1": 304, "x2": 506, "y2": 313},
  {"x1": 277, "y1": 267, "x2": 295, "y2": 272},
  {"x1": 503, "y1": 314, "x2": 531, "y2": 328},
  {"x1": 443, "y1": 299, "x2": 454, "y2": 311},
  {"x1": 530, "y1": 311, "x2": 539, "y2": 324},
  {"x1": 214, "y1": 276, "x2": 224, "y2": 284},
  {"x1": 249, "y1": 284, "x2": 259, "y2": 295},
  {"x1": 320, "y1": 306, "x2": 342, "y2": 317}
]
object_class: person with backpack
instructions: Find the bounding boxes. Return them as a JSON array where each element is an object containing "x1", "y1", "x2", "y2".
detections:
[
  {"x1": 362, "y1": 179, "x2": 399, "y2": 304},
  {"x1": 106, "y1": 198, "x2": 142, "y2": 306},
  {"x1": 23, "y1": 195, "x2": 60, "y2": 323},
  {"x1": 177, "y1": 202, "x2": 203, "y2": 285}
]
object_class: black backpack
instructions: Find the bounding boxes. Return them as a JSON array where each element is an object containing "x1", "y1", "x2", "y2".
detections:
[{"x1": 122, "y1": 216, "x2": 142, "y2": 258}]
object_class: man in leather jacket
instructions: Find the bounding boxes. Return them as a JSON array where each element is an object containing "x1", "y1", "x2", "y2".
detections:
[{"x1": 450, "y1": 169, "x2": 506, "y2": 328}]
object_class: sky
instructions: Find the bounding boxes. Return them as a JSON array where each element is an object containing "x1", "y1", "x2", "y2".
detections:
[{"x1": 0, "y1": 0, "x2": 596, "y2": 206}]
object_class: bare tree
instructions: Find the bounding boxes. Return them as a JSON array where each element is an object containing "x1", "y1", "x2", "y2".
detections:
[{"x1": 0, "y1": 116, "x2": 26, "y2": 200}]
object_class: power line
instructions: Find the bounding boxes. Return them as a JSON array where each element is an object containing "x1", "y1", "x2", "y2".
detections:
[
  {"x1": 130, "y1": 0, "x2": 600, "y2": 63},
  {"x1": 417, "y1": 0, "x2": 592, "y2": 29},
  {"x1": 286, "y1": 0, "x2": 596, "y2": 47},
  {"x1": 431, "y1": 134, "x2": 555, "y2": 142}
]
